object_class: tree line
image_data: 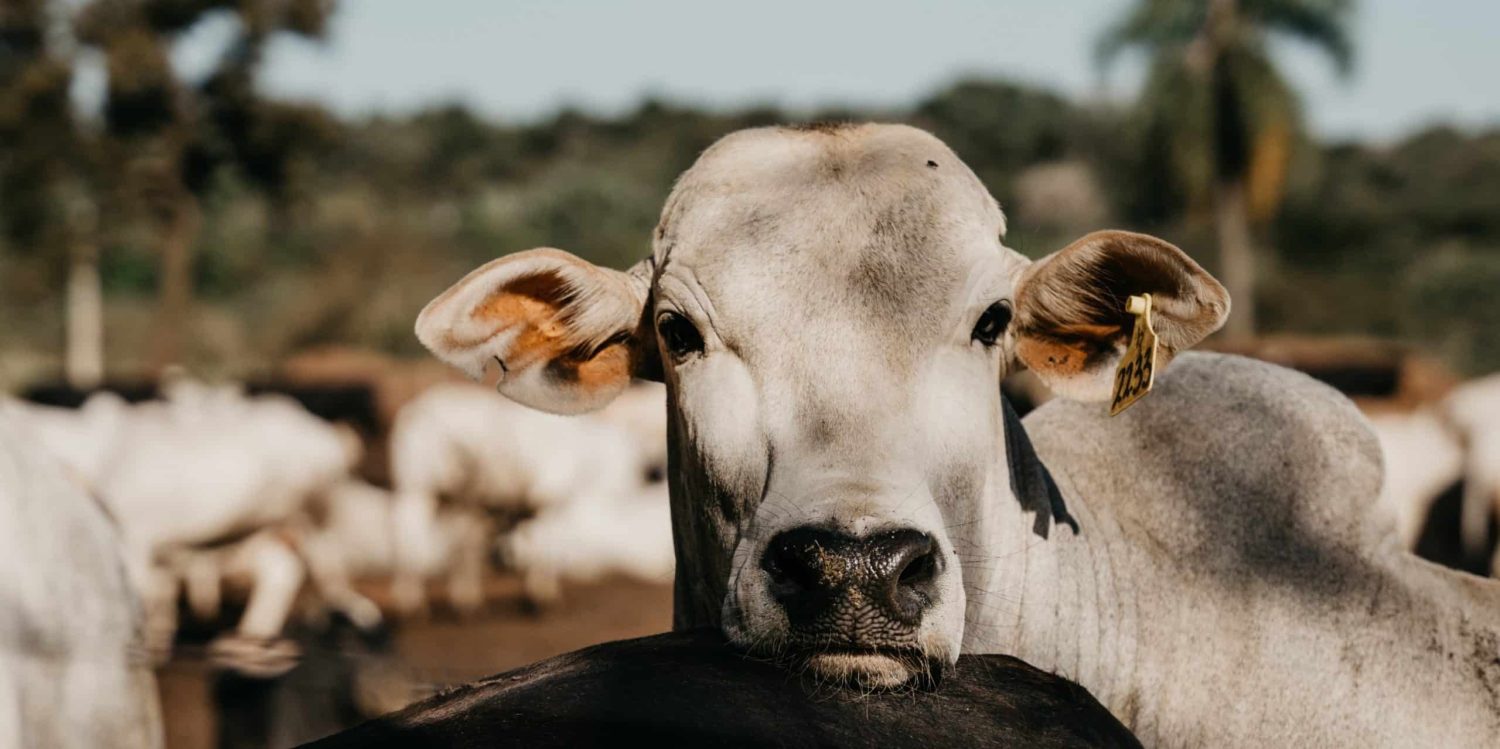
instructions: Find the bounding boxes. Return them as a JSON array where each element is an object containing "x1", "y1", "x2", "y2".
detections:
[{"x1": 4, "y1": 0, "x2": 1500, "y2": 381}]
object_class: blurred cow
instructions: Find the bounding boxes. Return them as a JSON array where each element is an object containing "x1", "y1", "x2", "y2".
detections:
[
  {"x1": 0, "y1": 409, "x2": 163, "y2": 749},
  {"x1": 388, "y1": 381, "x2": 664, "y2": 613},
  {"x1": 1367, "y1": 408, "x2": 1466, "y2": 551},
  {"x1": 11, "y1": 380, "x2": 364, "y2": 670},
  {"x1": 1441, "y1": 374, "x2": 1500, "y2": 571},
  {"x1": 1367, "y1": 374, "x2": 1500, "y2": 577},
  {"x1": 298, "y1": 479, "x2": 488, "y2": 627},
  {"x1": 9, "y1": 390, "x2": 131, "y2": 491},
  {"x1": 594, "y1": 381, "x2": 669, "y2": 481},
  {"x1": 100, "y1": 386, "x2": 362, "y2": 665},
  {"x1": 501, "y1": 481, "x2": 674, "y2": 605}
]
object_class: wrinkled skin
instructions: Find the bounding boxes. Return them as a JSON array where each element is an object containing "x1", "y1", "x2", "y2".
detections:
[
  {"x1": 412, "y1": 124, "x2": 1500, "y2": 747},
  {"x1": 415, "y1": 123, "x2": 1229, "y2": 689}
]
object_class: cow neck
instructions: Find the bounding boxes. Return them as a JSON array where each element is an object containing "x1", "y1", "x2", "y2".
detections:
[{"x1": 962, "y1": 401, "x2": 1138, "y2": 707}]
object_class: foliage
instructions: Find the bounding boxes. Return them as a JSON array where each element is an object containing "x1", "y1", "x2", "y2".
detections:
[{"x1": 3, "y1": 0, "x2": 1500, "y2": 379}]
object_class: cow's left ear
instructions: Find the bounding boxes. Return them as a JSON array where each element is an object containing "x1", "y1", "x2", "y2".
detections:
[
  {"x1": 1010, "y1": 230, "x2": 1229, "y2": 402},
  {"x1": 415, "y1": 248, "x2": 659, "y2": 415}
]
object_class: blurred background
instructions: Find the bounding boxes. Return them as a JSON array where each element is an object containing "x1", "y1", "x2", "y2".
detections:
[{"x1": 2, "y1": 1, "x2": 1498, "y2": 747}]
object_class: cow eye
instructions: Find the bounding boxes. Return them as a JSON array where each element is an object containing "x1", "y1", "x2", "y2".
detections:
[
  {"x1": 657, "y1": 311, "x2": 705, "y2": 360},
  {"x1": 972, "y1": 301, "x2": 1012, "y2": 346}
]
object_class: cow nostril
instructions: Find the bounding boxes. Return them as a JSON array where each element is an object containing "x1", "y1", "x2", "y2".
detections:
[
  {"x1": 762, "y1": 527, "x2": 941, "y2": 627},
  {"x1": 898, "y1": 547, "x2": 937, "y2": 586},
  {"x1": 763, "y1": 546, "x2": 800, "y2": 589},
  {"x1": 762, "y1": 529, "x2": 833, "y2": 595},
  {"x1": 879, "y1": 531, "x2": 941, "y2": 624}
]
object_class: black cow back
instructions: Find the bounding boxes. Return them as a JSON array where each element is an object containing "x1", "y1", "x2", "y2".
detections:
[{"x1": 301, "y1": 630, "x2": 1139, "y2": 748}]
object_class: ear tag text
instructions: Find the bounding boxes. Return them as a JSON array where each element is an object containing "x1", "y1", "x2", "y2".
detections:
[{"x1": 1109, "y1": 294, "x2": 1158, "y2": 416}]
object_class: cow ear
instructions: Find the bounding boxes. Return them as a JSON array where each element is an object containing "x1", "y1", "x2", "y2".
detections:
[
  {"x1": 415, "y1": 248, "x2": 658, "y2": 415},
  {"x1": 1010, "y1": 230, "x2": 1229, "y2": 402}
]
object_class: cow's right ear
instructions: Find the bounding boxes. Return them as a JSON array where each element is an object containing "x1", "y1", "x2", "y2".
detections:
[
  {"x1": 415, "y1": 248, "x2": 658, "y2": 415},
  {"x1": 1010, "y1": 230, "x2": 1229, "y2": 402}
]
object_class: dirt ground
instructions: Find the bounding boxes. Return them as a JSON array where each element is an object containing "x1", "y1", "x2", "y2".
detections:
[{"x1": 157, "y1": 573, "x2": 674, "y2": 749}]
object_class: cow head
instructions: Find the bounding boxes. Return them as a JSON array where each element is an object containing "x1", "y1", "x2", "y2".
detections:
[{"x1": 416, "y1": 124, "x2": 1228, "y2": 689}]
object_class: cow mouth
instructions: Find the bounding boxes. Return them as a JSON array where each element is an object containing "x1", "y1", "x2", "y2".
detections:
[{"x1": 792, "y1": 645, "x2": 942, "y2": 691}]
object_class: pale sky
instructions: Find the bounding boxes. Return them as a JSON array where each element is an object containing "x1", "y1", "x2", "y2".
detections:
[{"x1": 162, "y1": 0, "x2": 1498, "y2": 141}]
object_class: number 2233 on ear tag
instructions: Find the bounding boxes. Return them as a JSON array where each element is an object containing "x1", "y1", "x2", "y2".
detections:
[{"x1": 1110, "y1": 294, "x2": 1158, "y2": 416}]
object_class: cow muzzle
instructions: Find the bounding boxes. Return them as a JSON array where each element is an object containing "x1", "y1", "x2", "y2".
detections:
[{"x1": 759, "y1": 525, "x2": 945, "y2": 688}]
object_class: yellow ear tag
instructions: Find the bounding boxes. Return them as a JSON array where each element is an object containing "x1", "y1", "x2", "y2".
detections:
[{"x1": 1109, "y1": 294, "x2": 1158, "y2": 416}]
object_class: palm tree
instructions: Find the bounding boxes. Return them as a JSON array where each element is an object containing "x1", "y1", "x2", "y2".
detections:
[{"x1": 1097, "y1": 0, "x2": 1354, "y2": 337}]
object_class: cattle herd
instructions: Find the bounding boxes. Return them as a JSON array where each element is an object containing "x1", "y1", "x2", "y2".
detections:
[
  {"x1": 1368, "y1": 374, "x2": 1500, "y2": 575},
  {"x1": 4, "y1": 122, "x2": 1500, "y2": 748},
  {"x1": 0, "y1": 369, "x2": 674, "y2": 745}
]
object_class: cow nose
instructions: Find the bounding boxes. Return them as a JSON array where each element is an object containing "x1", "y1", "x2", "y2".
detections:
[{"x1": 761, "y1": 527, "x2": 941, "y2": 627}]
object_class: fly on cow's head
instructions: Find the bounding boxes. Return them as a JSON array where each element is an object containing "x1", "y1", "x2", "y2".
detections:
[{"x1": 415, "y1": 123, "x2": 1229, "y2": 690}]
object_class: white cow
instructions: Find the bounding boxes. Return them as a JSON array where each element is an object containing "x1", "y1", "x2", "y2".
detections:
[
  {"x1": 1366, "y1": 376, "x2": 1500, "y2": 577},
  {"x1": 96, "y1": 388, "x2": 360, "y2": 662},
  {"x1": 1366, "y1": 408, "x2": 1466, "y2": 550},
  {"x1": 7, "y1": 391, "x2": 131, "y2": 490},
  {"x1": 297, "y1": 478, "x2": 488, "y2": 627},
  {"x1": 387, "y1": 382, "x2": 655, "y2": 613},
  {"x1": 0, "y1": 411, "x2": 162, "y2": 749},
  {"x1": 500, "y1": 481, "x2": 674, "y2": 604},
  {"x1": 7, "y1": 386, "x2": 365, "y2": 670},
  {"x1": 596, "y1": 381, "x2": 670, "y2": 480},
  {"x1": 1443, "y1": 375, "x2": 1500, "y2": 566},
  {"x1": 414, "y1": 123, "x2": 1500, "y2": 746}
]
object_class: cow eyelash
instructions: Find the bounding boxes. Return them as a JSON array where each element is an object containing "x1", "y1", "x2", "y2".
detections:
[
  {"x1": 971, "y1": 301, "x2": 1012, "y2": 347},
  {"x1": 656, "y1": 311, "x2": 705, "y2": 361}
]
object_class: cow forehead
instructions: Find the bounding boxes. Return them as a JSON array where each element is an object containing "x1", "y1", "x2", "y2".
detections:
[{"x1": 654, "y1": 124, "x2": 1014, "y2": 366}]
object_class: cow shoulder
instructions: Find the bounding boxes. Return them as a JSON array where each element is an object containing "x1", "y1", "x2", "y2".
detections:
[{"x1": 1024, "y1": 352, "x2": 1387, "y2": 583}]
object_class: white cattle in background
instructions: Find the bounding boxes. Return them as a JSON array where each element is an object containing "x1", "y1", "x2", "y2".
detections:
[
  {"x1": 102, "y1": 389, "x2": 361, "y2": 664},
  {"x1": 1367, "y1": 408, "x2": 1465, "y2": 549},
  {"x1": 1366, "y1": 374, "x2": 1500, "y2": 576},
  {"x1": 8, "y1": 391, "x2": 131, "y2": 490},
  {"x1": 297, "y1": 479, "x2": 488, "y2": 627},
  {"x1": 501, "y1": 481, "x2": 674, "y2": 604},
  {"x1": 1442, "y1": 374, "x2": 1500, "y2": 568},
  {"x1": 388, "y1": 381, "x2": 662, "y2": 613},
  {"x1": 11, "y1": 382, "x2": 363, "y2": 670},
  {"x1": 0, "y1": 411, "x2": 162, "y2": 749},
  {"x1": 595, "y1": 381, "x2": 669, "y2": 481}
]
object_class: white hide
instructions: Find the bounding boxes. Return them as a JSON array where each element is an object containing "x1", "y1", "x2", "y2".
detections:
[
  {"x1": 412, "y1": 123, "x2": 1500, "y2": 746},
  {"x1": 1443, "y1": 375, "x2": 1500, "y2": 558},
  {"x1": 0, "y1": 412, "x2": 162, "y2": 749},
  {"x1": 56, "y1": 386, "x2": 360, "y2": 654},
  {"x1": 1367, "y1": 409, "x2": 1465, "y2": 548},
  {"x1": 3, "y1": 391, "x2": 130, "y2": 489},
  {"x1": 387, "y1": 382, "x2": 654, "y2": 611},
  {"x1": 299, "y1": 479, "x2": 486, "y2": 625},
  {"x1": 99, "y1": 392, "x2": 358, "y2": 554},
  {"x1": 502, "y1": 481, "x2": 674, "y2": 604}
]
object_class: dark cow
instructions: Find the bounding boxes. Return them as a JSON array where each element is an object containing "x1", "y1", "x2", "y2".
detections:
[{"x1": 301, "y1": 629, "x2": 1139, "y2": 748}]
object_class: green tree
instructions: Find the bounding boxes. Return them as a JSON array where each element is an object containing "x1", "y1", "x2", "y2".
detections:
[
  {"x1": 1097, "y1": 0, "x2": 1355, "y2": 337},
  {"x1": 74, "y1": 0, "x2": 336, "y2": 370},
  {"x1": 1, "y1": 0, "x2": 106, "y2": 386}
]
